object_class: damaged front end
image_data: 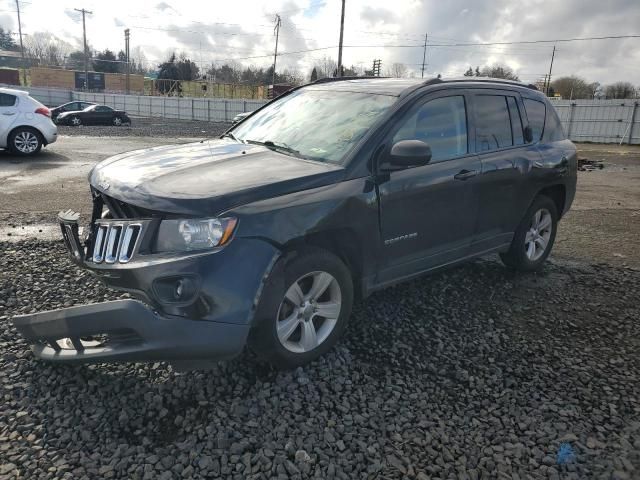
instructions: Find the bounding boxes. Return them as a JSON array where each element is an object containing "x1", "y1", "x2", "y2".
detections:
[{"x1": 11, "y1": 190, "x2": 280, "y2": 367}]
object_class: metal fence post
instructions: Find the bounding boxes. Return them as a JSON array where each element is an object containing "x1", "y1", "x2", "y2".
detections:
[
  {"x1": 566, "y1": 102, "x2": 576, "y2": 140},
  {"x1": 207, "y1": 99, "x2": 211, "y2": 122},
  {"x1": 243, "y1": 99, "x2": 247, "y2": 113},
  {"x1": 628, "y1": 102, "x2": 638, "y2": 145},
  {"x1": 224, "y1": 99, "x2": 228, "y2": 122},
  {"x1": 191, "y1": 98, "x2": 195, "y2": 121}
]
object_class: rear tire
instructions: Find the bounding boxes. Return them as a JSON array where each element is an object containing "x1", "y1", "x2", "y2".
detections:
[
  {"x1": 69, "y1": 115, "x2": 82, "y2": 126},
  {"x1": 500, "y1": 195, "x2": 558, "y2": 271},
  {"x1": 249, "y1": 248, "x2": 354, "y2": 369},
  {"x1": 9, "y1": 127, "x2": 43, "y2": 156}
]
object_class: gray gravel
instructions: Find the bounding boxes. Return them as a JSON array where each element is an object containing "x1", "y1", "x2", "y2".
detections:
[
  {"x1": 1, "y1": 240, "x2": 639, "y2": 479},
  {"x1": 57, "y1": 117, "x2": 230, "y2": 138}
]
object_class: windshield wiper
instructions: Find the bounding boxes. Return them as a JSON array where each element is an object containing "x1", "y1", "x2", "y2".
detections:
[
  {"x1": 245, "y1": 139, "x2": 306, "y2": 159},
  {"x1": 222, "y1": 132, "x2": 245, "y2": 143}
]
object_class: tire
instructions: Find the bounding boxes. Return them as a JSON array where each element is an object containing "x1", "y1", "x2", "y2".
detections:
[
  {"x1": 249, "y1": 248, "x2": 354, "y2": 369},
  {"x1": 500, "y1": 195, "x2": 558, "y2": 271},
  {"x1": 69, "y1": 115, "x2": 82, "y2": 126},
  {"x1": 9, "y1": 127, "x2": 43, "y2": 156},
  {"x1": 112, "y1": 116, "x2": 123, "y2": 126}
]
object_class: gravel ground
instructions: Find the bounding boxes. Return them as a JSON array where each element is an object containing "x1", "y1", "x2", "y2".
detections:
[
  {"x1": 56, "y1": 117, "x2": 230, "y2": 138},
  {"x1": 1, "y1": 241, "x2": 639, "y2": 479}
]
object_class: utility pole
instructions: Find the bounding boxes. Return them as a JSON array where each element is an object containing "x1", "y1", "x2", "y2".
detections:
[
  {"x1": 14, "y1": 0, "x2": 26, "y2": 85},
  {"x1": 124, "y1": 28, "x2": 130, "y2": 95},
  {"x1": 74, "y1": 8, "x2": 92, "y2": 91},
  {"x1": 545, "y1": 45, "x2": 556, "y2": 97},
  {"x1": 271, "y1": 14, "x2": 281, "y2": 96},
  {"x1": 420, "y1": 33, "x2": 428, "y2": 78},
  {"x1": 337, "y1": 0, "x2": 345, "y2": 77}
]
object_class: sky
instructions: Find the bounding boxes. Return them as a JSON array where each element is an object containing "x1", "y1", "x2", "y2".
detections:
[{"x1": 1, "y1": 0, "x2": 639, "y2": 86}]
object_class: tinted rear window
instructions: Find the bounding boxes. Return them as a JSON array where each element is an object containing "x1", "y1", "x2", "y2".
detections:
[
  {"x1": 523, "y1": 98, "x2": 546, "y2": 142},
  {"x1": 544, "y1": 106, "x2": 566, "y2": 142},
  {"x1": 0, "y1": 93, "x2": 17, "y2": 107},
  {"x1": 475, "y1": 95, "x2": 513, "y2": 151}
]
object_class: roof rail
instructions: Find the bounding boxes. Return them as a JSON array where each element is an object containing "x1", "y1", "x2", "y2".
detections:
[
  {"x1": 313, "y1": 76, "x2": 387, "y2": 84},
  {"x1": 436, "y1": 77, "x2": 538, "y2": 90}
]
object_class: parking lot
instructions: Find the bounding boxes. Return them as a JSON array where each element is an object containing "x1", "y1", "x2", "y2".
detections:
[{"x1": 0, "y1": 128, "x2": 639, "y2": 479}]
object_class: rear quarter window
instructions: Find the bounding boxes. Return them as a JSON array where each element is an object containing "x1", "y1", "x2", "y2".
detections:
[
  {"x1": 543, "y1": 106, "x2": 567, "y2": 142},
  {"x1": 0, "y1": 93, "x2": 17, "y2": 107},
  {"x1": 523, "y1": 98, "x2": 546, "y2": 142}
]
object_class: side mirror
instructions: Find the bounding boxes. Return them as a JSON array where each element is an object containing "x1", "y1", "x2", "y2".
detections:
[
  {"x1": 524, "y1": 125, "x2": 534, "y2": 143},
  {"x1": 385, "y1": 140, "x2": 432, "y2": 169}
]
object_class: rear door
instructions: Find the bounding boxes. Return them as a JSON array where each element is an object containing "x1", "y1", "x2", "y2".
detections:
[
  {"x1": 376, "y1": 92, "x2": 482, "y2": 282},
  {"x1": 0, "y1": 93, "x2": 18, "y2": 145},
  {"x1": 471, "y1": 90, "x2": 543, "y2": 252},
  {"x1": 93, "y1": 106, "x2": 114, "y2": 125}
]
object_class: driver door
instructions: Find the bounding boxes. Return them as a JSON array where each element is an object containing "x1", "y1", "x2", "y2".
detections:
[{"x1": 376, "y1": 92, "x2": 482, "y2": 283}]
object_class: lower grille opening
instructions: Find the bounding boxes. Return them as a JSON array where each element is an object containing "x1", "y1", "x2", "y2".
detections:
[{"x1": 43, "y1": 329, "x2": 142, "y2": 352}]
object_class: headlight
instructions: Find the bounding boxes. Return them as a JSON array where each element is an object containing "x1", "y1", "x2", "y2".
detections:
[{"x1": 155, "y1": 217, "x2": 238, "y2": 252}]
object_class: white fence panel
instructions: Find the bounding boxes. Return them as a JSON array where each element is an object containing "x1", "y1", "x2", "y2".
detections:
[{"x1": 551, "y1": 99, "x2": 639, "y2": 144}]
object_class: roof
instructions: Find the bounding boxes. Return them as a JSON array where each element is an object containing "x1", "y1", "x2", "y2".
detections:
[
  {"x1": 0, "y1": 87, "x2": 29, "y2": 95},
  {"x1": 306, "y1": 76, "x2": 538, "y2": 97}
]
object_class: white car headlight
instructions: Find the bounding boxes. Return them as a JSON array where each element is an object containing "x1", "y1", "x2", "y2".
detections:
[{"x1": 155, "y1": 217, "x2": 238, "y2": 252}]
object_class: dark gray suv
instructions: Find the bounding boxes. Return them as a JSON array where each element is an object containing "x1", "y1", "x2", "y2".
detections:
[{"x1": 13, "y1": 77, "x2": 577, "y2": 369}]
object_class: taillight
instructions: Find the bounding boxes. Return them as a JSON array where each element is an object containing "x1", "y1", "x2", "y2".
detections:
[{"x1": 35, "y1": 107, "x2": 51, "y2": 117}]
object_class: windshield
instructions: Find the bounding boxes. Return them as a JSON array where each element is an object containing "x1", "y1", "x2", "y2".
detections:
[{"x1": 231, "y1": 88, "x2": 396, "y2": 164}]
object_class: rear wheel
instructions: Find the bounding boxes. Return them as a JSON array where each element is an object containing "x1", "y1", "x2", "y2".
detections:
[
  {"x1": 500, "y1": 195, "x2": 558, "y2": 271},
  {"x1": 249, "y1": 248, "x2": 353, "y2": 369},
  {"x1": 9, "y1": 128, "x2": 42, "y2": 156},
  {"x1": 70, "y1": 115, "x2": 81, "y2": 126}
]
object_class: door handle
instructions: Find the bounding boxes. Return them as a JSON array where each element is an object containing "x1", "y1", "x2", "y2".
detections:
[
  {"x1": 454, "y1": 169, "x2": 478, "y2": 180},
  {"x1": 2, "y1": 112, "x2": 15, "y2": 116}
]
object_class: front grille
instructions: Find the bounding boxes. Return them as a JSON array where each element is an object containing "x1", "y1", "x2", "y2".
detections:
[
  {"x1": 90, "y1": 221, "x2": 145, "y2": 264},
  {"x1": 91, "y1": 189, "x2": 156, "y2": 221}
]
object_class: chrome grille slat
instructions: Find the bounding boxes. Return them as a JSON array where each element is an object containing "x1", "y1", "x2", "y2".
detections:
[{"x1": 89, "y1": 221, "x2": 145, "y2": 264}]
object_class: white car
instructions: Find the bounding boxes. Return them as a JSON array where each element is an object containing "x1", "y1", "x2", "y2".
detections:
[{"x1": 0, "y1": 87, "x2": 57, "y2": 156}]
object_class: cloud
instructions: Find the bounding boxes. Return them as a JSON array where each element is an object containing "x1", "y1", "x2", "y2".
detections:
[
  {"x1": 0, "y1": 14, "x2": 15, "y2": 31},
  {"x1": 114, "y1": 18, "x2": 125, "y2": 28},
  {"x1": 155, "y1": 2, "x2": 174, "y2": 12},
  {"x1": 361, "y1": 6, "x2": 398, "y2": 25}
]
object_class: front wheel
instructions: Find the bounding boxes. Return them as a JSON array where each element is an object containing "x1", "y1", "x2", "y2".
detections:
[
  {"x1": 249, "y1": 249, "x2": 353, "y2": 369},
  {"x1": 500, "y1": 195, "x2": 558, "y2": 271},
  {"x1": 112, "y1": 116, "x2": 123, "y2": 126},
  {"x1": 9, "y1": 128, "x2": 43, "y2": 156}
]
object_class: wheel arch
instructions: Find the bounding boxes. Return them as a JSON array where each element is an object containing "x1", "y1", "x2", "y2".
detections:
[
  {"x1": 8, "y1": 125, "x2": 47, "y2": 146},
  {"x1": 537, "y1": 184, "x2": 566, "y2": 218},
  {"x1": 280, "y1": 228, "x2": 364, "y2": 300}
]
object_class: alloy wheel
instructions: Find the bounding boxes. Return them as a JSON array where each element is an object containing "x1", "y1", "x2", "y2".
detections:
[
  {"x1": 113, "y1": 117, "x2": 122, "y2": 126},
  {"x1": 14, "y1": 131, "x2": 39, "y2": 154},
  {"x1": 276, "y1": 271, "x2": 342, "y2": 353},
  {"x1": 71, "y1": 117, "x2": 81, "y2": 126},
  {"x1": 525, "y1": 208, "x2": 552, "y2": 261}
]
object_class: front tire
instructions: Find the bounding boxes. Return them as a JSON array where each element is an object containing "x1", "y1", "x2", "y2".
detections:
[
  {"x1": 112, "y1": 116, "x2": 123, "y2": 126},
  {"x1": 500, "y1": 195, "x2": 558, "y2": 271},
  {"x1": 249, "y1": 248, "x2": 353, "y2": 369},
  {"x1": 9, "y1": 128, "x2": 43, "y2": 156}
]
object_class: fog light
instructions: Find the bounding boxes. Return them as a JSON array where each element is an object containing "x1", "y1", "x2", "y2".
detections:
[
  {"x1": 152, "y1": 275, "x2": 199, "y2": 304},
  {"x1": 174, "y1": 279, "x2": 185, "y2": 300}
]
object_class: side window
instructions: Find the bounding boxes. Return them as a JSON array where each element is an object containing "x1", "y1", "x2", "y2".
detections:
[
  {"x1": 506, "y1": 96, "x2": 524, "y2": 145},
  {"x1": 0, "y1": 93, "x2": 17, "y2": 107},
  {"x1": 543, "y1": 106, "x2": 566, "y2": 142},
  {"x1": 392, "y1": 96, "x2": 468, "y2": 162},
  {"x1": 95, "y1": 106, "x2": 112, "y2": 112},
  {"x1": 475, "y1": 95, "x2": 513, "y2": 151},
  {"x1": 523, "y1": 98, "x2": 546, "y2": 142}
]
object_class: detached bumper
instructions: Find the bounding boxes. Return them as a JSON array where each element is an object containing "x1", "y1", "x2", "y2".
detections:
[{"x1": 12, "y1": 299, "x2": 249, "y2": 364}]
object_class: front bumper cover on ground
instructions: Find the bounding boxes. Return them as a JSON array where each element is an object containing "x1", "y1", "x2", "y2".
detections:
[{"x1": 12, "y1": 299, "x2": 249, "y2": 364}]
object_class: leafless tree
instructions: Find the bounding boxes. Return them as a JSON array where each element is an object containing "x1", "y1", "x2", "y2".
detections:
[
  {"x1": 389, "y1": 63, "x2": 408, "y2": 78},
  {"x1": 604, "y1": 82, "x2": 637, "y2": 99},
  {"x1": 24, "y1": 32, "x2": 74, "y2": 67}
]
